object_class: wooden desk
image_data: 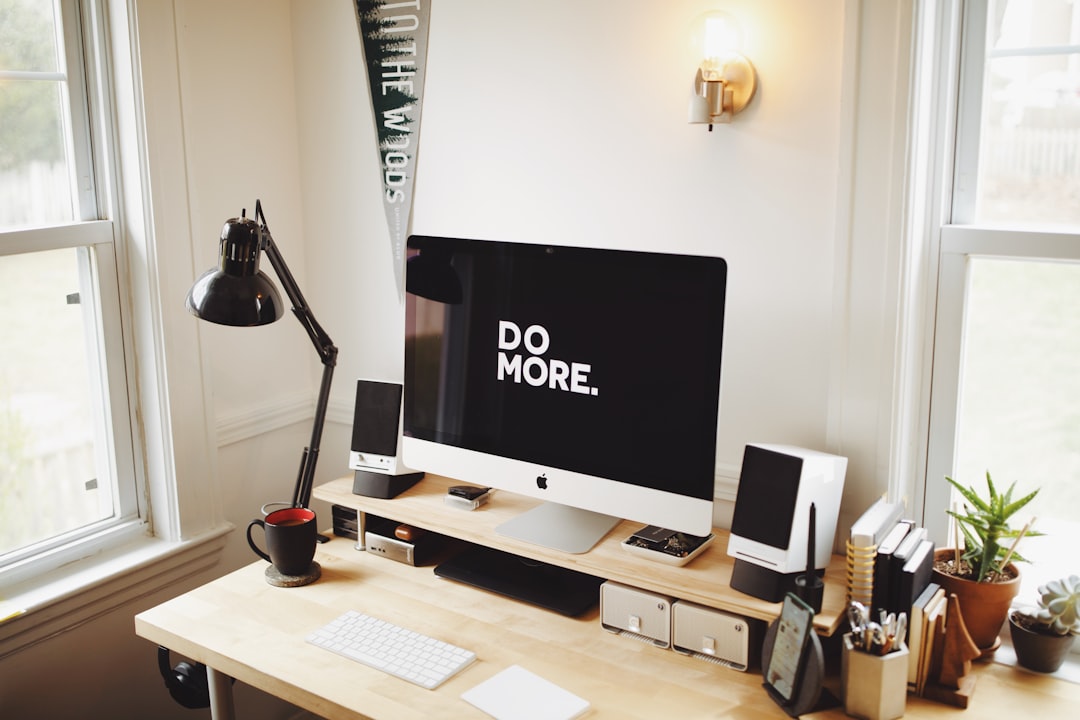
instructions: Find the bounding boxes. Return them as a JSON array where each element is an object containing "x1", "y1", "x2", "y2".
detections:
[
  {"x1": 135, "y1": 531, "x2": 1080, "y2": 719},
  {"x1": 313, "y1": 474, "x2": 849, "y2": 635},
  {"x1": 135, "y1": 478, "x2": 1080, "y2": 719}
]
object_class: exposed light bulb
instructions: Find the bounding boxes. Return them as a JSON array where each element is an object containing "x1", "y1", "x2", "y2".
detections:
[
  {"x1": 702, "y1": 14, "x2": 742, "y2": 75},
  {"x1": 687, "y1": 11, "x2": 757, "y2": 128}
]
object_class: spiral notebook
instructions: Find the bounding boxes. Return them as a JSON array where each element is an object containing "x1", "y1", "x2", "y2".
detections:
[{"x1": 461, "y1": 665, "x2": 590, "y2": 720}]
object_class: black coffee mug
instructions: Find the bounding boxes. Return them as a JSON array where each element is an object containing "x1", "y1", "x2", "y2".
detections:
[{"x1": 246, "y1": 507, "x2": 317, "y2": 576}]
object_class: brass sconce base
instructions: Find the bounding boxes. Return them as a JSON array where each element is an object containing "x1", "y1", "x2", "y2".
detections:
[{"x1": 690, "y1": 54, "x2": 757, "y2": 126}]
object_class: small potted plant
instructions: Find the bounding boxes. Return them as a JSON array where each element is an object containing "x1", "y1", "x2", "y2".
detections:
[
  {"x1": 1009, "y1": 574, "x2": 1080, "y2": 673},
  {"x1": 931, "y1": 471, "x2": 1041, "y2": 656}
]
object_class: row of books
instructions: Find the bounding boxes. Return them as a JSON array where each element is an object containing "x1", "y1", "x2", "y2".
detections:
[
  {"x1": 847, "y1": 497, "x2": 935, "y2": 618},
  {"x1": 848, "y1": 498, "x2": 966, "y2": 697},
  {"x1": 908, "y1": 582, "x2": 947, "y2": 694}
]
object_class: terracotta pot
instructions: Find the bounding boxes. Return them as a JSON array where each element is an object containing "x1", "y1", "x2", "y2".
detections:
[
  {"x1": 930, "y1": 548, "x2": 1020, "y2": 658},
  {"x1": 1009, "y1": 612, "x2": 1076, "y2": 673}
]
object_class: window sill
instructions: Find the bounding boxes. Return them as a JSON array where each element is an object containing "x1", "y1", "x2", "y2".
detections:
[
  {"x1": 994, "y1": 633, "x2": 1080, "y2": 685},
  {"x1": 0, "y1": 524, "x2": 232, "y2": 660}
]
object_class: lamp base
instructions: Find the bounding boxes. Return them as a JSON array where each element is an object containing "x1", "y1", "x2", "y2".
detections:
[{"x1": 352, "y1": 469, "x2": 425, "y2": 499}]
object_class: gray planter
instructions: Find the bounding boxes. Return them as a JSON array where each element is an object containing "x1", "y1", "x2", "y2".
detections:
[{"x1": 1009, "y1": 612, "x2": 1076, "y2": 673}]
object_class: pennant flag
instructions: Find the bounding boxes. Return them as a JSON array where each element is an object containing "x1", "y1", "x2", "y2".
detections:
[{"x1": 354, "y1": 0, "x2": 431, "y2": 298}]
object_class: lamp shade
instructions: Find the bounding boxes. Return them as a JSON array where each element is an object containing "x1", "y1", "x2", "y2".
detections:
[{"x1": 185, "y1": 214, "x2": 285, "y2": 326}]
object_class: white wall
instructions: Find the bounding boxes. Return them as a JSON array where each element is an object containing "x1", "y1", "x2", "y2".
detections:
[
  {"x1": 0, "y1": 1, "x2": 915, "y2": 717},
  {"x1": 176, "y1": 0, "x2": 313, "y2": 425},
  {"x1": 294, "y1": 0, "x2": 855, "y2": 522}
]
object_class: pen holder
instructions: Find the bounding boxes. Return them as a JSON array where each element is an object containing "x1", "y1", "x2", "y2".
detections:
[{"x1": 841, "y1": 634, "x2": 908, "y2": 720}]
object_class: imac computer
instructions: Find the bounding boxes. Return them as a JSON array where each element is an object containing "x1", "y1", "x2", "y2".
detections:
[{"x1": 403, "y1": 235, "x2": 727, "y2": 554}]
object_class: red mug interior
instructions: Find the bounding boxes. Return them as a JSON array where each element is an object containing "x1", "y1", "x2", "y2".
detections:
[{"x1": 266, "y1": 507, "x2": 315, "y2": 527}]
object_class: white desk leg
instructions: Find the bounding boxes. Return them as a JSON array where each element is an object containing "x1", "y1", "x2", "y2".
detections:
[{"x1": 206, "y1": 667, "x2": 236, "y2": 720}]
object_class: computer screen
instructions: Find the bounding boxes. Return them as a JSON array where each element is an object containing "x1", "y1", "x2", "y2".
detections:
[{"x1": 403, "y1": 235, "x2": 727, "y2": 553}]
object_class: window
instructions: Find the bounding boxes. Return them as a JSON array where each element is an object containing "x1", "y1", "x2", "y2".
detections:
[
  {"x1": 0, "y1": 0, "x2": 148, "y2": 586},
  {"x1": 922, "y1": 0, "x2": 1080, "y2": 601},
  {"x1": 0, "y1": 0, "x2": 226, "y2": 653}
]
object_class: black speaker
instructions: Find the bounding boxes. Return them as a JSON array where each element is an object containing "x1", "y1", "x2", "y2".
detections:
[
  {"x1": 157, "y1": 646, "x2": 209, "y2": 709},
  {"x1": 349, "y1": 379, "x2": 423, "y2": 498},
  {"x1": 350, "y1": 380, "x2": 403, "y2": 463}
]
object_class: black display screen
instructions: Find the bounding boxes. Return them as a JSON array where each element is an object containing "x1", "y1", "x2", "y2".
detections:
[{"x1": 404, "y1": 235, "x2": 727, "y2": 501}]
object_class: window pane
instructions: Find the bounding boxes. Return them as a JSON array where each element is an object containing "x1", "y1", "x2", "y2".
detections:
[
  {"x1": 0, "y1": 81, "x2": 75, "y2": 229},
  {"x1": 0, "y1": 0, "x2": 60, "y2": 73},
  {"x1": 953, "y1": 257, "x2": 1080, "y2": 591},
  {"x1": 0, "y1": 0, "x2": 75, "y2": 229},
  {"x1": 0, "y1": 247, "x2": 113, "y2": 558},
  {"x1": 976, "y1": 0, "x2": 1080, "y2": 227}
]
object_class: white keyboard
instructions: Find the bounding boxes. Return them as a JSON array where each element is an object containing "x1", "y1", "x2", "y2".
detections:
[{"x1": 306, "y1": 610, "x2": 477, "y2": 690}]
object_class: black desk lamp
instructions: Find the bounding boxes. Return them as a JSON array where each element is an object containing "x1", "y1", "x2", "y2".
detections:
[{"x1": 185, "y1": 199, "x2": 337, "y2": 509}]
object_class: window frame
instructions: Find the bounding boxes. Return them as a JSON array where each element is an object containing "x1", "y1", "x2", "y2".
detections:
[
  {"x1": 898, "y1": 0, "x2": 1080, "y2": 613},
  {"x1": 0, "y1": 0, "x2": 226, "y2": 656},
  {"x1": 909, "y1": 0, "x2": 1080, "y2": 567},
  {"x1": 0, "y1": 224, "x2": 146, "y2": 585},
  {"x1": 923, "y1": 226, "x2": 1080, "y2": 542},
  {"x1": 1, "y1": 0, "x2": 147, "y2": 580}
]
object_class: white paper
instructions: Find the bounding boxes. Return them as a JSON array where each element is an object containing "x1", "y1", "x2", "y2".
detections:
[{"x1": 461, "y1": 665, "x2": 590, "y2": 720}]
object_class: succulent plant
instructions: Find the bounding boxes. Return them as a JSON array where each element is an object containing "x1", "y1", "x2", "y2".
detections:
[
  {"x1": 1030, "y1": 575, "x2": 1080, "y2": 636},
  {"x1": 945, "y1": 471, "x2": 1041, "y2": 582}
]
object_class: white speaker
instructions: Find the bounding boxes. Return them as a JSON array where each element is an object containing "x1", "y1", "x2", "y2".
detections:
[
  {"x1": 600, "y1": 581, "x2": 672, "y2": 648},
  {"x1": 727, "y1": 444, "x2": 847, "y2": 602}
]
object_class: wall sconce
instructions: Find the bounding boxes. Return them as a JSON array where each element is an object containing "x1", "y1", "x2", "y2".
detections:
[{"x1": 688, "y1": 12, "x2": 757, "y2": 129}]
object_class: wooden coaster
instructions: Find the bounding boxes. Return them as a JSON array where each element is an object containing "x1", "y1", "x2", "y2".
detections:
[{"x1": 264, "y1": 561, "x2": 321, "y2": 588}]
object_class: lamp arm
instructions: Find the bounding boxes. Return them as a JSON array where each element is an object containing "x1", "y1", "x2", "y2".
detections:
[
  {"x1": 262, "y1": 233, "x2": 337, "y2": 362},
  {"x1": 256, "y1": 203, "x2": 336, "y2": 365},
  {"x1": 255, "y1": 201, "x2": 338, "y2": 508},
  {"x1": 291, "y1": 356, "x2": 335, "y2": 509}
]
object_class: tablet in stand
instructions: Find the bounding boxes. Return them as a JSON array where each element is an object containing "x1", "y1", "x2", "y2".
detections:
[{"x1": 761, "y1": 617, "x2": 833, "y2": 717}]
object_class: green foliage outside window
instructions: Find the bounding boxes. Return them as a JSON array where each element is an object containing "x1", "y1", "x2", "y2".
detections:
[{"x1": 0, "y1": 0, "x2": 64, "y2": 171}]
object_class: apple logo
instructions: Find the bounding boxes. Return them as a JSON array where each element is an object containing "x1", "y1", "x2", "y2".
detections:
[{"x1": 536, "y1": 474, "x2": 548, "y2": 490}]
